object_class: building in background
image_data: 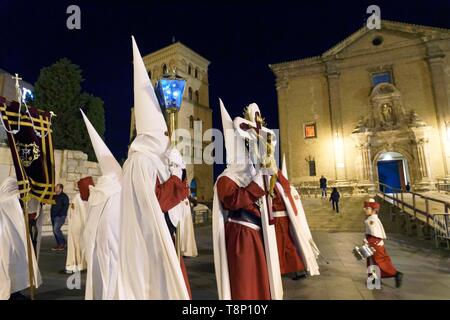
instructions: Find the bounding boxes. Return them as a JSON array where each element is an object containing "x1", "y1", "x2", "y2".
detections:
[
  {"x1": 0, "y1": 69, "x2": 34, "y2": 144},
  {"x1": 130, "y1": 41, "x2": 213, "y2": 202},
  {"x1": 270, "y1": 20, "x2": 450, "y2": 192}
]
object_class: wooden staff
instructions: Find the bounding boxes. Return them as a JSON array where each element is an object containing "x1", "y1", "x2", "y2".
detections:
[{"x1": 22, "y1": 197, "x2": 35, "y2": 300}]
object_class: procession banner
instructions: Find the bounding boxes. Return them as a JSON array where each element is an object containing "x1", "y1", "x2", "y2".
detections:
[{"x1": 0, "y1": 96, "x2": 55, "y2": 204}]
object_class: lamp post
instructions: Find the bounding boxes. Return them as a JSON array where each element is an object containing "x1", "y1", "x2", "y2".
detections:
[
  {"x1": 155, "y1": 70, "x2": 186, "y2": 146},
  {"x1": 155, "y1": 69, "x2": 186, "y2": 259}
]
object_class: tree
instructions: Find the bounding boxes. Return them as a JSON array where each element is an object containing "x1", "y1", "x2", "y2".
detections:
[{"x1": 33, "y1": 58, "x2": 105, "y2": 160}]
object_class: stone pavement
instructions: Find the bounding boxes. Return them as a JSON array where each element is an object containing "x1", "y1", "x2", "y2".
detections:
[{"x1": 30, "y1": 224, "x2": 450, "y2": 300}]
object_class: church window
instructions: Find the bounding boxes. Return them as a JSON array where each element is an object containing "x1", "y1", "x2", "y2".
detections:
[
  {"x1": 195, "y1": 90, "x2": 199, "y2": 103},
  {"x1": 195, "y1": 68, "x2": 198, "y2": 79},
  {"x1": 372, "y1": 36, "x2": 384, "y2": 46},
  {"x1": 189, "y1": 115, "x2": 194, "y2": 129},
  {"x1": 306, "y1": 156, "x2": 316, "y2": 177},
  {"x1": 371, "y1": 71, "x2": 392, "y2": 86},
  {"x1": 188, "y1": 87, "x2": 193, "y2": 100},
  {"x1": 148, "y1": 70, "x2": 152, "y2": 79},
  {"x1": 162, "y1": 64, "x2": 168, "y2": 74},
  {"x1": 304, "y1": 123, "x2": 317, "y2": 139},
  {"x1": 188, "y1": 64, "x2": 192, "y2": 75}
]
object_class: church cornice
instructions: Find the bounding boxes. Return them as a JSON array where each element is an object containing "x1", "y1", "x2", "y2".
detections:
[{"x1": 269, "y1": 20, "x2": 450, "y2": 77}]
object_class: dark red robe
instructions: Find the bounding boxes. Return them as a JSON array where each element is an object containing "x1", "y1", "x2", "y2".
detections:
[
  {"x1": 217, "y1": 176, "x2": 271, "y2": 300},
  {"x1": 155, "y1": 175, "x2": 192, "y2": 298},
  {"x1": 272, "y1": 171, "x2": 305, "y2": 274},
  {"x1": 366, "y1": 234, "x2": 397, "y2": 278}
]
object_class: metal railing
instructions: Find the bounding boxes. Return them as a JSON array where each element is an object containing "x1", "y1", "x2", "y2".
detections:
[
  {"x1": 433, "y1": 214, "x2": 450, "y2": 249},
  {"x1": 436, "y1": 177, "x2": 450, "y2": 193},
  {"x1": 377, "y1": 182, "x2": 450, "y2": 248},
  {"x1": 295, "y1": 180, "x2": 374, "y2": 197}
]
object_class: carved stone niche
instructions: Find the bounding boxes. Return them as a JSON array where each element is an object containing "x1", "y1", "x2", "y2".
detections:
[{"x1": 351, "y1": 83, "x2": 434, "y2": 190}]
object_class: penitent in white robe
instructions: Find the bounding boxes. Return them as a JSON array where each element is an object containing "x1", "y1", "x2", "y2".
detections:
[
  {"x1": 83, "y1": 174, "x2": 121, "y2": 300},
  {"x1": 116, "y1": 135, "x2": 190, "y2": 300},
  {"x1": 0, "y1": 177, "x2": 42, "y2": 299},
  {"x1": 179, "y1": 199, "x2": 198, "y2": 258},
  {"x1": 274, "y1": 182, "x2": 320, "y2": 276},
  {"x1": 66, "y1": 194, "x2": 88, "y2": 272}
]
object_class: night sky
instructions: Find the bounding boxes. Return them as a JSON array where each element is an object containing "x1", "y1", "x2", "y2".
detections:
[{"x1": 1, "y1": 0, "x2": 450, "y2": 172}]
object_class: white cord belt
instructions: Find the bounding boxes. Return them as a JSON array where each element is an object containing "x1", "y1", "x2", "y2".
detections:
[
  {"x1": 272, "y1": 211, "x2": 288, "y2": 218},
  {"x1": 228, "y1": 218, "x2": 261, "y2": 231}
]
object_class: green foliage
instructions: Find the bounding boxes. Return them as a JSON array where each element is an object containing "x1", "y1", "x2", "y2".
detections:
[{"x1": 32, "y1": 58, "x2": 105, "y2": 161}]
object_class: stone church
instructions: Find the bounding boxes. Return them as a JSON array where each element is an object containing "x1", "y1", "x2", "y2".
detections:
[{"x1": 270, "y1": 20, "x2": 450, "y2": 192}]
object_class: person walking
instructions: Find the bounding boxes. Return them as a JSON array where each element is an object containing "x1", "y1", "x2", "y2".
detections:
[
  {"x1": 319, "y1": 175, "x2": 327, "y2": 198},
  {"x1": 50, "y1": 183, "x2": 70, "y2": 251},
  {"x1": 330, "y1": 187, "x2": 340, "y2": 213}
]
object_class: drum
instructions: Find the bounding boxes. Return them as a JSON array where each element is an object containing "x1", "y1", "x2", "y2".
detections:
[{"x1": 352, "y1": 243, "x2": 375, "y2": 261}]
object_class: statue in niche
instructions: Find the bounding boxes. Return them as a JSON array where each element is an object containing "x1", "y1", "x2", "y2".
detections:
[{"x1": 380, "y1": 103, "x2": 395, "y2": 127}]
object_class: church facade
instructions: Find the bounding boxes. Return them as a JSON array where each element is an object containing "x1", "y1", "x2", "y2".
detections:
[
  {"x1": 270, "y1": 20, "x2": 450, "y2": 192},
  {"x1": 129, "y1": 41, "x2": 213, "y2": 202}
]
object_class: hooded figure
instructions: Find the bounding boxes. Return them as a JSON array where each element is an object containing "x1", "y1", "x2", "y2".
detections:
[
  {"x1": 271, "y1": 152, "x2": 320, "y2": 277},
  {"x1": 212, "y1": 99, "x2": 282, "y2": 300},
  {"x1": 116, "y1": 36, "x2": 191, "y2": 300},
  {"x1": 0, "y1": 177, "x2": 42, "y2": 300},
  {"x1": 81, "y1": 110, "x2": 122, "y2": 300},
  {"x1": 65, "y1": 176, "x2": 94, "y2": 273}
]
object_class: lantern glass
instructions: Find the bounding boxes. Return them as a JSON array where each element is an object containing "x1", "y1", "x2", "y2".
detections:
[{"x1": 155, "y1": 77, "x2": 186, "y2": 112}]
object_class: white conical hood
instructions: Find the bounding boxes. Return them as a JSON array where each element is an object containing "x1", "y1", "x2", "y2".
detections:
[
  {"x1": 132, "y1": 36, "x2": 168, "y2": 136},
  {"x1": 81, "y1": 109, "x2": 122, "y2": 178},
  {"x1": 219, "y1": 99, "x2": 247, "y2": 165},
  {"x1": 282, "y1": 153, "x2": 288, "y2": 179}
]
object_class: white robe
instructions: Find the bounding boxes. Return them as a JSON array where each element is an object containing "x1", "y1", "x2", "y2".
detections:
[
  {"x1": 83, "y1": 174, "x2": 121, "y2": 300},
  {"x1": 28, "y1": 198, "x2": 45, "y2": 263},
  {"x1": 275, "y1": 182, "x2": 320, "y2": 276},
  {"x1": 66, "y1": 194, "x2": 87, "y2": 272},
  {"x1": 179, "y1": 200, "x2": 198, "y2": 258},
  {"x1": 116, "y1": 135, "x2": 189, "y2": 300},
  {"x1": 365, "y1": 214, "x2": 387, "y2": 239},
  {"x1": 0, "y1": 178, "x2": 42, "y2": 299}
]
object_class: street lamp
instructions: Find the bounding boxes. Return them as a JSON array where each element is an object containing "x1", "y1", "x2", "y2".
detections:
[{"x1": 155, "y1": 70, "x2": 186, "y2": 146}]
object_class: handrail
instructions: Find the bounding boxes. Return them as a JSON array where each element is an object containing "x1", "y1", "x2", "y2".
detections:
[{"x1": 376, "y1": 181, "x2": 449, "y2": 226}]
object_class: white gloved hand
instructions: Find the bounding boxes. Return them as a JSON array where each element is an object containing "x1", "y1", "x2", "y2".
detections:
[
  {"x1": 170, "y1": 167, "x2": 183, "y2": 180},
  {"x1": 166, "y1": 148, "x2": 185, "y2": 179},
  {"x1": 252, "y1": 170, "x2": 265, "y2": 190},
  {"x1": 167, "y1": 147, "x2": 186, "y2": 169}
]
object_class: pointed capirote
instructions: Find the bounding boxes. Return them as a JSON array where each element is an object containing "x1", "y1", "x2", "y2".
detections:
[
  {"x1": 282, "y1": 153, "x2": 288, "y2": 179},
  {"x1": 132, "y1": 35, "x2": 168, "y2": 135},
  {"x1": 80, "y1": 109, "x2": 122, "y2": 178},
  {"x1": 219, "y1": 98, "x2": 247, "y2": 165}
]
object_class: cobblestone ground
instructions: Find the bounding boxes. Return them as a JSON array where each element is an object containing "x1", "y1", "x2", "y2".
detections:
[{"x1": 27, "y1": 198, "x2": 450, "y2": 300}]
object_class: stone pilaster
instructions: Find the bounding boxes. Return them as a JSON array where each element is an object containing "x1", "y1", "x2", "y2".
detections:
[
  {"x1": 426, "y1": 42, "x2": 450, "y2": 176},
  {"x1": 325, "y1": 60, "x2": 347, "y2": 181}
]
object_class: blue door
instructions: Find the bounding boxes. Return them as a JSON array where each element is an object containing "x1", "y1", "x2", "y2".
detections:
[{"x1": 377, "y1": 160, "x2": 402, "y2": 193}]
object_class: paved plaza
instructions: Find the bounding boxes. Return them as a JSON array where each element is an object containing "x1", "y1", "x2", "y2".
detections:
[{"x1": 31, "y1": 223, "x2": 450, "y2": 300}]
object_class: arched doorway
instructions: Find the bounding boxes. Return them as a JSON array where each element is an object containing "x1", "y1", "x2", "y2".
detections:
[{"x1": 376, "y1": 151, "x2": 410, "y2": 193}]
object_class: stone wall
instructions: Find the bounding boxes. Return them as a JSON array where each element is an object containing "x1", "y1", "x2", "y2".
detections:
[{"x1": 0, "y1": 144, "x2": 101, "y2": 226}]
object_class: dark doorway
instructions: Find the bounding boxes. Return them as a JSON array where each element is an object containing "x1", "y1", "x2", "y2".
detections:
[{"x1": 377, "y1": 160, "x2": 405, "y2": 193}]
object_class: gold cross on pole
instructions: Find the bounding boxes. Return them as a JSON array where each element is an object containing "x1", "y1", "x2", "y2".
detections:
[{"x1": 12, "y1": 73, "x2": 23, "y2": 102}]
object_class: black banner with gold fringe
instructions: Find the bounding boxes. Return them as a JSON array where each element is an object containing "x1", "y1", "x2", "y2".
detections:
[{"x1": 0, "y1": 96, "x2": 55, "y2": 204}]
